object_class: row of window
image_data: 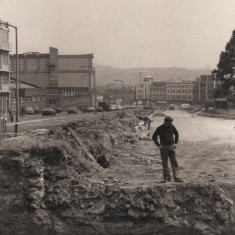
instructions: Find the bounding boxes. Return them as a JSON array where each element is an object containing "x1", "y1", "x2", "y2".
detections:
[
  {"x1": 0, "y1": 30, "x2": 9, "y2": 45},
  {"x1": 168, "y1": 89, "x2": 192, "y2": 93},
  {"x1": 167, "y1": 84, "x2": 192, "y2": 88},
  {"x1": 150, "y1": 94, "x2": 166, "y2": 99},
  {"x1": 12, "y1": 96, "x2": 46, "y2": 103},
  {"x1": 168, "y1": 95, "x2": 192, "y2": 100},
  {"x1": 62, "y1": 87, "x2": 89, "y2": 93}
]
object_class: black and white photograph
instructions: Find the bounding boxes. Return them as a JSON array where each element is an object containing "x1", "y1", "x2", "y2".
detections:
[{"x1": 0, "y1": 0, "x2": 235, "y2": 234}]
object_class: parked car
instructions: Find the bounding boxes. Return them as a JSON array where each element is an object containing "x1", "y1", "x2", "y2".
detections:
[
  {"x1": 180, "y1": 103, "x2": 190, "y2": 109},
  {"x1": 96, "y1": 107, "x2": 103, "y2": 112},
  {"x1": 34, "y1": 107, "x2": 41, "y2": 114},
  {"x1": 87, "y1": 106, "x2": 95, "y2": 112},
  {"x1": 116, "y1": 104, "x2": 123, "y2": 110},
  {"x1": 82, "y1": 106, "x2": 95, "y2": 112},
  {"x1": 109, "y1": 104, "x2": 117, "y2": 111},
  {"x1": 53, "y1": 107, "x2": 63, "y2": 113},
  {"x1": 25, "y1": 107, "x2": 34, "y2": 115},
  {"x1": 42, "y1": 107, "x2": 56, "y2": 116},
  {"x1": 67, "y1": 107, "x2": 78, "y2": 114}
]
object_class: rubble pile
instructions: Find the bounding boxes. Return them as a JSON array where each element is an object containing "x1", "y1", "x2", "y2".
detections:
[{"x1": 0, "y1": 111, "x2": 234, "y2": 234}]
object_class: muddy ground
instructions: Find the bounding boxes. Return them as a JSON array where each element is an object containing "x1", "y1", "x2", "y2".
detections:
[{"x1": 0, "y1": 109, "x2": 234, "y2": 235}]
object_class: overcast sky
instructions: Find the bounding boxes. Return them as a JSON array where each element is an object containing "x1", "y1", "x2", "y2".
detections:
[{"x1": 1, "y1": 0, "x2": 235, "y2": 69}]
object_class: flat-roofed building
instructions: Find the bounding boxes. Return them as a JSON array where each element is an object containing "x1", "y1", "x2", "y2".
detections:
[
  {"x1": 149, "y1": 82, "x2": 166, "y2": 102},
  {"x1": 192, "y1": 75, "x2": 214, "y2": 103},
  {"x1": 10, "y1": 47, "x2": 94, "y2": 109},
  {"x1": 0, "y1": 22, "x2": 11, "y2": 114},
  {"x1": 166, "y1": 80, "x2": 193, "y2": 102}
]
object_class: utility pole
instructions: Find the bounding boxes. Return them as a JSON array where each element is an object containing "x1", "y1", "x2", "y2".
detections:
[{"x1": 80, "y1": 66, "x2": 97, "y2": 114}]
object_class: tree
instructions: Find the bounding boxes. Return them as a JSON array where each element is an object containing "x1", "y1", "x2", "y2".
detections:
[{"x1": 212, "y1": 30, "x2": 235, "y2": 83}]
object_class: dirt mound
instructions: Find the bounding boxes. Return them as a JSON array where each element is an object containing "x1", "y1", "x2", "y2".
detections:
[{"x1": 0, "y1": 111, "x2": 234, "y2": 234}]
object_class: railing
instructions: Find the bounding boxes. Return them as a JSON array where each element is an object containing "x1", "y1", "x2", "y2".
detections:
[{"x1": 0, "y1": 43, "x2": 11, "y2": 51}]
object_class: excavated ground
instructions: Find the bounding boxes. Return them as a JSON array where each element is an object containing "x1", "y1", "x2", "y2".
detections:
[{"x1": 0, "y1": 110, "x2": 234, "y2": 235}]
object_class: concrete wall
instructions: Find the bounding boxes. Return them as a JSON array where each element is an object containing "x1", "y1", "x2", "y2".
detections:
[
  {"x1": 58, "y1": 72, "x2": 90, "y2": 88},
  {"x1": 58, "y1": 57, "x2": 90, "y2": 70}
]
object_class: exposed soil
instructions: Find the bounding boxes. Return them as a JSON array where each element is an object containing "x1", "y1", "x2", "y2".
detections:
[{"x1": 0, "y1": 109, "x2": 234, "y2": 235}]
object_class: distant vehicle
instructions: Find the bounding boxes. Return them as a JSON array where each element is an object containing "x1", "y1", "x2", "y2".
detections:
[
  {"x1": 98, "y1": 102, "x2": 109, "y2": 111},
  {"x1": 42, "y1": 107, "x2": 56, "y2": 116},
  {"x1": 137, "y1": 104, "x2": 144, "y2": 108},
  {"x1": 180, "y1": 104, "x2": 190, "y2": 109},
  {"x1": 144, "y1": 104, "x2": 154, "y2": 109},
  {"x1": 25, "y1": 107, "x2": 34, "y2": 115},
  {"x1": 169, "y1": 104, "x2": 175, "y2": 110},
  {"x1": 53, "y1": 107, "x2": 63, "y2": 113},
  {"x1": 34, "y1": 107, "x2": 41, "y2": 114},
  {"x1": 96, "y1": 107, "x2": 103, "y2": 112},
  {"x1": 109, "y1": 104, "x2": 117, "y2": 111},
  {"x1": 67, "y1": 107, "x2": 78, "y2": 114},
  {"x1": 82, "y1": 106, "x2": 95, "y2": 112},
  {"x1": 116, "y1": 104, "x2": 123, "y2": 110}
]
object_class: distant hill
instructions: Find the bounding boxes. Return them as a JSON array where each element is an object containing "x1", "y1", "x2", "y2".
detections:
[{"x1": 95, "y1": 64, "x2": 212, "y2": 86}]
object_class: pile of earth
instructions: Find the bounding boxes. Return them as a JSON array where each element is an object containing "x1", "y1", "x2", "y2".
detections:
[{"x1": 0, "y1": 111, "x2": 234, "y2": 235}]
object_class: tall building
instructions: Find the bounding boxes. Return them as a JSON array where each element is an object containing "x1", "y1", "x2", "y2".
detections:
[
  {"x1": 192, "y1": 75, "x2": 214, "y2": 103},
  {"x1": 0, "y1": 23, "x2": 11, "y2": 114},
  {"x1": 135, "y1": 75, "x2": 153, "y2": 103},
  {"x1": 10, "y1": 47, "x2": 94, "y2": 109}
]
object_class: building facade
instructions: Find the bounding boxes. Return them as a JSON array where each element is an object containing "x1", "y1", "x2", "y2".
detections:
[
  {"x1": 0, "y1": 22, "x2": 11, "y2": 114},
  {"x1": 10, "y1": 47, "x2": 94, "y2": 109},
  {"x1": 166, "y1": 81, "x2": 193, "y2": 102},
  {"x1": 192, "y1": 75, "x2": 215, "y2": 103},
  {"x1": 135, "y1": 75, "x2": 153, "y2": 103},
  {"x1": 149, "y1": 82, "x2": 166, "y2": 102}
]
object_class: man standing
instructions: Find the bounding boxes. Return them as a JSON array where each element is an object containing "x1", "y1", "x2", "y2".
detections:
[{"x1": 152, "y1": 116, "x2": 183, "y2": 183}]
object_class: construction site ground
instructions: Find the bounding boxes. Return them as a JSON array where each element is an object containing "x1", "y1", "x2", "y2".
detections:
[
  {"x1": 1, "y1": 108, "x2": 235, "y2": 234},
  {"x1": 10, "y1": 109, "x2": 235, "y2": 187}
]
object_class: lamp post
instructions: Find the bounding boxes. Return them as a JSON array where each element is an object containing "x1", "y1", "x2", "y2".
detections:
[
  {"x1": 19, "y1": 52, "x2": 39, "y2": 116},
  {"x1": 0, "y1": 20, "x2": 19, "y2": 122},
  {"x1": 80, "y1": 66, "x2": 97, "y2": 114}
]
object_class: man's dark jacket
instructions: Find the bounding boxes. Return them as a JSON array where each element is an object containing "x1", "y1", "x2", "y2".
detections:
[{"x1": 152, "y1": 124, "x2": 179, "y2": 147}]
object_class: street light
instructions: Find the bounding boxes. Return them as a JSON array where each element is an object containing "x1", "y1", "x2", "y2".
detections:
[
  {"x1": 80, "y1": 66, "x2": 97, "y2": 114},
  {"x1": 19, "y1": 52, "x2": 39, "y2": 116},
  {"x1": 0, "y1": 20, "x2": 19, "y2": 122}
]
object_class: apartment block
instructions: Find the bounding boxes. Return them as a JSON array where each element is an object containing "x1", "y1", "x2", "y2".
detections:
[{"x1": 0, "y1": 22, "x2": 11, "y2": 114}]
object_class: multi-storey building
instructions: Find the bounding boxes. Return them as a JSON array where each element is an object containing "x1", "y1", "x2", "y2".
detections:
[
  {"x1": 192, "y1": 75, "x2": 215, "y2": 103},
  {"x1": 0, "y1": 22, "x2": 11, "y2": 114},
  {"x1": 135, "y1": 75, "x2": 153, "y2": 103},
  {"x1": 149, "y1": 82, "x2": 166, "y2": 101},
  {"x1": 10, "y1": 47, "x2": 94, "y2": 109},
  {"x1": 166, "y1": 81, "x2": 193, "y2": 102}
]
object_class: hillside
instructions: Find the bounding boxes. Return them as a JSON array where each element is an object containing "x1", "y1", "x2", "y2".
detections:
[{"x1": 95, "y1": 64, "x2": 212, "y2": 85}]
